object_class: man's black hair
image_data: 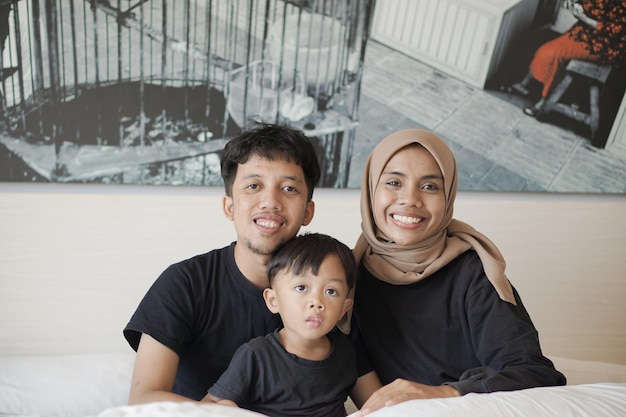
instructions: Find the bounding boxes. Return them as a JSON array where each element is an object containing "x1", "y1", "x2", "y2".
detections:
[{"x1": 220, "y1": 122, "x2": 321, "y2": 200}]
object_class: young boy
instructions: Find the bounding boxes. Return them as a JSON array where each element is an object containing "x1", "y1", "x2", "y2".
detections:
[
  {"x1": 203, "y1": 233, "x2": 357, "y2": 417},
  {"x1": 124, "y1": 122, "x2": 321, "y2": 403}
]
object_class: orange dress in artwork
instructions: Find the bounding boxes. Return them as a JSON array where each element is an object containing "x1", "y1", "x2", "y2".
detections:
[{"x1": 529, "y1": 0, "x2": 626, "y2": 98}]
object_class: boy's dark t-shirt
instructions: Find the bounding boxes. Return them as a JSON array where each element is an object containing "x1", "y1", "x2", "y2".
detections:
[
  {"x1": 209, "y1": 328, "x2": 357, "y2": 417},
  {"x1": 124, "y1": 242, "x2": 282, "y2": 400}
]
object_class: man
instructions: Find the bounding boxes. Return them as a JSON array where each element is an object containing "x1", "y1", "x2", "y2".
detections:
[{"x1": 124, "y1": 122, "x2": 321, "y2": 403}]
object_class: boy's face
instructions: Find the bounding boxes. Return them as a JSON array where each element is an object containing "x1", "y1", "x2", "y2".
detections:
[
  {"x1": 222, "y1": 154, "x2": 315, "y2": 257},
  {"x1": 373, "y1": 145, "x2": 445, "y2": 246},
  {"x1": 263, "y1": 254, "x2": 353, "y2": 342}
]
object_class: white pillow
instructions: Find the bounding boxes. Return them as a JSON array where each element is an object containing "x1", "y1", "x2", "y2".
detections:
[
  {"x1": 349, "y1": 383, "x2": 626, "y2": 417},
  {"x1": 98, "y1": 402, "x2": 267, "y2": 417},
  {"x1": 0, "y1": 352, "x2": 134, "y2": 417}
]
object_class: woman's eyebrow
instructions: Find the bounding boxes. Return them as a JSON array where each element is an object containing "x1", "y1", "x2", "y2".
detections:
[
  {"x1": 381, "y1": 169, "x2": 406, "y2": 176},
  {"x1": 381, "y1": 171, "x2": 442, "y2": 181},
  {"x1": 422, "y1": 174, "x2": 443, "y2": 181}
]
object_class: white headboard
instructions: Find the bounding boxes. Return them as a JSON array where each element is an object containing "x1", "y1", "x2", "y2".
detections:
[{"x1": 1, "y1": 183, "x2": 625, "y2": 366}]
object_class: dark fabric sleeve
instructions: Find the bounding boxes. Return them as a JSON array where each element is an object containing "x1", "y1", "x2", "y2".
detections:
[
  {"x1": 123, "y1": 262, "x2": 196, "y2": 355},
  {"x1": 207, "y1": 343, "x2": 257, "y2": 406},
  {"x1": 446, "y1": 283, "x2": 566, "y2": 394},
  {"x1": 349, "y1": 311, "x2": 375, "y2": 377}
]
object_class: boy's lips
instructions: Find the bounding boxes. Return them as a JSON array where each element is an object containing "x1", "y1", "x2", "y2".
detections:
[{"x1": 306, "y1": 315, "x2": 322, "y2": 327}]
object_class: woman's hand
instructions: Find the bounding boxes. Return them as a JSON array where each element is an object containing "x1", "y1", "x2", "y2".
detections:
[
  {"x1": 357, "y1": 379, "x2": 459, "y2": 415},
  {"x1": 569, "y1": 2, "x2": 586, "y2": 19}
]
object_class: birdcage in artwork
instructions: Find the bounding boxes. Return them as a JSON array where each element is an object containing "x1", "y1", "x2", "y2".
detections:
[{"x1": 0, "y1": 0, "x2": 375, "y2": 186}]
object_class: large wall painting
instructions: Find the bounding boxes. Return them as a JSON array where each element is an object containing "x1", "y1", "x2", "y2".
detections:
[{"x1": 1, "y1": 0, "x2": 624, "y2": 193}]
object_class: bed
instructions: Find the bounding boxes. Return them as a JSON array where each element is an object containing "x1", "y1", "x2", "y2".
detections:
[
  {"x1": 62, "y1": 384, "x2": 626, "y2": 417},
  {"x1": 1, "y1": 185, "x2": 625, "y2": 416},
  {"x1": 2, "y1": 352, "x2": 626, "y2": 417}
]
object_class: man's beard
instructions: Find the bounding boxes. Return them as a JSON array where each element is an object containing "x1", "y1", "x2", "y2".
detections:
[{"x1": 244, "y1": 236, "x2": 285, "y2": 256}]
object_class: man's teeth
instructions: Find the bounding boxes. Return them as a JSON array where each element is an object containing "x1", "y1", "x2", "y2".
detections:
[
  {"x1": 257, "y1": 219, "x2": 279, "y2": 228},
  {"x1": 393, "y1": 214, "x2": 421, "y2": 224}
]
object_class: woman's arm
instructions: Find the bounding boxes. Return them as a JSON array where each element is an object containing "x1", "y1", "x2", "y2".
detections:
[
  {"x1": 568, "y1": 1, "x2": 598, "y2": 28},
  {"x1": 447, "y1": 281, "x2": 566, "y2": 395}
]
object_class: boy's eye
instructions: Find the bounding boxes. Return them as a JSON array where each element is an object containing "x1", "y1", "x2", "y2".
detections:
[
  {"x1": 325, "y1": 288, "x2": 338, "y2": 296},
  {"x1": 294, "y1": 285, "x2": 306, "y2": 292}
]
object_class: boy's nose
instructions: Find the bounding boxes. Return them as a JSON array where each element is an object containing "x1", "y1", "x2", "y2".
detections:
[{"x1": 309, "y1": 298, "x2": 324, "y2": 310}]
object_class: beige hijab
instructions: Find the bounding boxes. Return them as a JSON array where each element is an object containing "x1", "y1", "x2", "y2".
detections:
[{"x1": 353, "y1": 128, "x2": 516, "y2": 305}]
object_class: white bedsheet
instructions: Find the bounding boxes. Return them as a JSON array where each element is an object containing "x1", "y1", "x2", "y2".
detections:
[
  {"x1": 2, "y1": 353, "x2": 626, "y2": 417},
  {"x1": 347, "y1": 383, "x2": 626, "y2": 417}
]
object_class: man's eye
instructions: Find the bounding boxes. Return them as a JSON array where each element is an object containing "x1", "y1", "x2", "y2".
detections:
[
  {"x1": 283, "y1": 185, "x2": 296, "y2": 193},
  {"x1": 247, "y1": 184, "x2": 259, "y2": 190}
]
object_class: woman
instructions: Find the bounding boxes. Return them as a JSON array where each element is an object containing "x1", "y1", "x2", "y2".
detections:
[
  {"x1": 348, "y1": 129, "x2": 566, "y2": 414},
  {"x1": 506, "y1": 0, "x2": 625, "y2": 116}
]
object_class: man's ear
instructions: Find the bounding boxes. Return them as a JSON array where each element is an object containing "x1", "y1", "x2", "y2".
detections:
[
  {"x1": 222, "y1": 195, "x2": 234, "y2": 221},
  {"x1": 302, "y1": 200, "x2": 315, "y2": 226},
  {"x1": 263, "y1": 288, "x2": 279, "y2": 314}
]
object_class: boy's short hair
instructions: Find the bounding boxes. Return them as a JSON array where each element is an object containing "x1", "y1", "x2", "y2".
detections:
[
  {"x1": 220, "y1": 122, "x2": 321, "y2": 200},
  {"x1": 267, "y1": 233, "x2": 356, "y2": 289}
]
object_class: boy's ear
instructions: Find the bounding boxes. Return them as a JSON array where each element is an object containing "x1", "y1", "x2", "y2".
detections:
[
  {"x1": 341, "y1": 298, "x2": 354, "y2": 316},
  {"x1": 263, "y1": 288, "x2": 279, "y2": 314}
]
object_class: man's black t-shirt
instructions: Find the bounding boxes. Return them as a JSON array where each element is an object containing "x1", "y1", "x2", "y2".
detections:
[{"x1": 124, "y1": 242, "x2": 282, "y2": 400}]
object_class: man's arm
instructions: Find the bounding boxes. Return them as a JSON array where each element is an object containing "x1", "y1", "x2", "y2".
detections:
[{"x1": 128, "y1": 333, "x2": 193, "y2": 404}]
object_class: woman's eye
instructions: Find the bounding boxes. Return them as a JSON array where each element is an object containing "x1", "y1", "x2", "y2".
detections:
[{"x1": 386, "y1": 180, "x2": 400, "y2": 187}]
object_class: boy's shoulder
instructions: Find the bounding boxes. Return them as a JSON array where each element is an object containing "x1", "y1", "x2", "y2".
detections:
[{"x1": 328, "y1": 327, "x2": 355, "y2": 351}]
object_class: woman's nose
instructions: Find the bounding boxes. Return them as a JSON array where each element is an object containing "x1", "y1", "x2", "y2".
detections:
[{"x1": 399, "y1": 188, "x2": 423, "y2": 207}]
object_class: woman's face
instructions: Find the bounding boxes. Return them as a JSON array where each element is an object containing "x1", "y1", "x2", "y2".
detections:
[{"x1": 373, "y1": 144, "x2": 446, "y2": 246}]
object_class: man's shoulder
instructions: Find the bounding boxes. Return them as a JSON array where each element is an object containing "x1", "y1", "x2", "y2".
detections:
[
  {"x1": 170, "y1": 242, "x2": 235, "y2": 268},
  {"x1": 155, "y1": 243, "x2": 236, "y2": 290}
]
